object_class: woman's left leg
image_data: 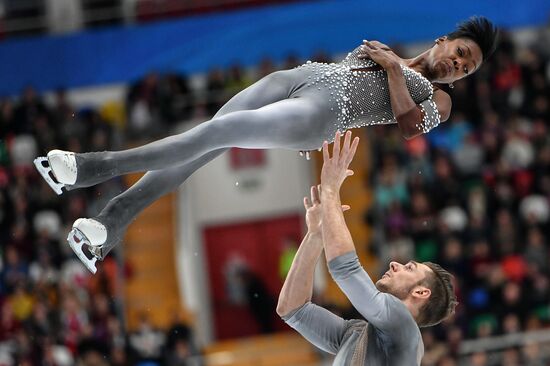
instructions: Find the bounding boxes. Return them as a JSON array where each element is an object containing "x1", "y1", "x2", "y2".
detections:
[
  {"x1": 89, "y1": 148, "x2": 226, "y2": 260},
  {"x1": 75, "y1": 97, "x2": 332, "y2": 186}
]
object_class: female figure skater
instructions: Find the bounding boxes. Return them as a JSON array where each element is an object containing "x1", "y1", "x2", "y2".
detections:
[{"x1": 35, "y1": 17, "x2": 498, "y2": 273}]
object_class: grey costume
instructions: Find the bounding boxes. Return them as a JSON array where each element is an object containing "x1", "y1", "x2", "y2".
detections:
[
  {"x1": 71, "y1": 47, "x2": 441, "y2": 256},
  {"x1": 283, "y1": 252, "x2": 423, "y2": 366}
]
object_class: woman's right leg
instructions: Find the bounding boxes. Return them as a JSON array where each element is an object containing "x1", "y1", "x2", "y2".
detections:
[
  {"x1": 73, "y1": 95, "x2": 329, "y2": 191},
  {"x1": 72, "y1": 70, "x2": 297, "y2": 262},
  {"x1": 90, "y1": 148, "x2": 226, "y2": 259},
  {"x1": 60, "y1": 71, "x2": 297, "y2": 190}
]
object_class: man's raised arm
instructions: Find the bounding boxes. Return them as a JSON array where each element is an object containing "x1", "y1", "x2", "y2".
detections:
[
  {"x1": 320, "y1": 130, "x2": 360, "y2": 262},
  {"x1": 319, "y1": 131, "x2": 412, "y2": 333},
  {"x1": 277, "y1": 184, "x2": 351, "y2": 315},
  {"x1": 276, "y1": 186, "x2": 325, "y2": 316},
  {"x1": 277, "y1": 185, "x2": 351, "y2": 355}
]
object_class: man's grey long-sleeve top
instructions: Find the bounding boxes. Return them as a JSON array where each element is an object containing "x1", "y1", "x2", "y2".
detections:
[{"x1": 282, "y1": 252, "x2": 423, "y2": 365}]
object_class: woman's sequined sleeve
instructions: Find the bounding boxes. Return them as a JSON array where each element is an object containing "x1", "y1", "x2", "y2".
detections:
[{"x1": 416, "y1": 99, "x2": 441, "y2": 134}]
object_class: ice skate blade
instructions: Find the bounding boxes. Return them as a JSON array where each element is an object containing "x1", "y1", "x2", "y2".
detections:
[
  {"x1": 34, "y1": 157, "x2": 65, "y2": 195},
  {"x1": 67, "y1": 228, "x2": 98, "y2": 274}
]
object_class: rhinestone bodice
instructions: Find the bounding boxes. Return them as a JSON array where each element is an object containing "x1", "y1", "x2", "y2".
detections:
[{"x1": 295, "y1": 46, "x2": 440, "y2": 134}]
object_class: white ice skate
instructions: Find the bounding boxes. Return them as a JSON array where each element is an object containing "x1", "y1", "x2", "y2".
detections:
[
  {"x1": 67, "y1": 218, "x2": 107, "y2": 274},
  {"x1": 34, "y1": 150, "x2": 77, "y2": 195}
]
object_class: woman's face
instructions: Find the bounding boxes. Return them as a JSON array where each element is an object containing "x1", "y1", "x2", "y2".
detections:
[{"x1": 428, "y1": 36, "x2": 483, "y2": 83}]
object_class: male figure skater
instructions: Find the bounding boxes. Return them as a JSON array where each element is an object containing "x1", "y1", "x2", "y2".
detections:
[{"x1": 277, "y1": 131, "x2": 457, "y2": 365}]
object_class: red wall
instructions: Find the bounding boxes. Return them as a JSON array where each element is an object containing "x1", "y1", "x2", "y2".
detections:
[{"x1": 204, "y1": 214, "x2": 303, "y2": 339}]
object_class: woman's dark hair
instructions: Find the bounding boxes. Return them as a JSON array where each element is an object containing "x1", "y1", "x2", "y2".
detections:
[{"x1": 447, "y1": 16, "x2": 499, "y2": 62}]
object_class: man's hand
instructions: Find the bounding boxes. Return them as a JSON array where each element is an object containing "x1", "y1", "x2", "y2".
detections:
[
  {"x1": 304, "y1": 185, "x2": 350, "y2": 235},
  {"x1": 320, "y1": 130, "x2": 360, "y2": 196},
  {"x1": 358, "y1": 40, "x2": 402, "y2": 70},
  {"x1": 320, "y1": 130, "x2": 359, "y2": 262}
]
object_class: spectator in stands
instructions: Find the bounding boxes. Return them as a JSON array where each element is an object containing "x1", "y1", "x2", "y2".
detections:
[
  {"x1": 13, "y1": 86, "x2": 48, "y2": 136},
  {"x1": 257, "y1": 57, "x2": 276, "y2": 78},
  {"x1": 205, "y1": 68, "x2": 227, "y2": 116},
  {"x1": 129, "y1": 312, "x2": 165, "y2": 364},
  {"x1": 237, "y1": 267, "x2": 276, "y2": 334},
  {"x1": 159, "y1": 74, "x2": 194, "y2": 124},
  {"x1": 1, "y1": 246, "x2": 28, "y2": 295},
  {"x1": 127, "y1": 73, "x2": 163, "y2": 138},
  {"x1": 225, "y1": 63, "x2": 253, "y2": 98}
]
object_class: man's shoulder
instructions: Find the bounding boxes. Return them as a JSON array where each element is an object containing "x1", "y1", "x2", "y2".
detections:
[
  {"x1": 336, "y1": 318, "x2": 367, "y2": 339},
  {"x1": 372, "y1": 294, "x2": 420, "y2": 335},
  {"x1": 385, "y1": 292, "x2": 418, "y2": 321}
]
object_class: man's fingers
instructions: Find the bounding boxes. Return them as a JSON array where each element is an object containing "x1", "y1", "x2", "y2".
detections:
[
  {"x1": 350, "y1": 136, "x2": 360, "y2": 158},
  {"x1": 322, "y1": 141, "x2": 330, "y2": 162},
  {"x1": 342, "y1": 205, "x2": 351, "y2": 212},
  {"x1": 304, "y1": 197, "x2": 311, "y2": 210},
  {"x1": 332, "y1": 131, "x2": 341, "y2": 160},
  {"x1": 345, "y1": 137, "x2": 360, "y2": 166},
  {"x1": 346, "y1": 169, "x2": 354, "y2": 177},
  {"x1": 340, "y1": 130, "x2": 352, "y2": 162},
  {"x1": 311, "y1": 185, "x2": 320, "y2": 204},
  {"x1": 344, "y1": 130, "x2": 351, "y2": 148}
]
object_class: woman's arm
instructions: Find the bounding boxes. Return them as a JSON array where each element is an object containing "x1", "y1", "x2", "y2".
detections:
[
  {"x1": 278, "y1": 186, "x2": 350, "y2": 355},
  {"x1": 360, "y1": 41, "x2": 452, "y2": 139},
  {"x1": 386, "y1": 65, "x2": 452, "y2": 139}
]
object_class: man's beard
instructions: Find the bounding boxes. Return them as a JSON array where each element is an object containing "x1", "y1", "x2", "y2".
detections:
[{"x1": 376, "y1": 280, "x2": 412, "y2": 301}]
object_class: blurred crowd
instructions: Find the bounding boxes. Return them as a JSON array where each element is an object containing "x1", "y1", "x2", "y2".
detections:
[
  {"x1": 0, "y1": 19, "x2": 549, "y2": 366},
  {"x1": 0, "y1": 0, "x2": 304, "y2": 39},
  {"x1": 0, "y1": 87, "x2": 202, "y2": 364},
  {"x1": 367, "y1": 29, "x2": 550, "y2": 365},
  {"x1": 0, "y1": 45, "x2": 329, "y2": 364}
]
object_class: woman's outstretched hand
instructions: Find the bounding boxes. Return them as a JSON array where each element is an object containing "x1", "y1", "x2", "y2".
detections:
[{"x1": 358, "y1": 40, "x2": 402, "y2": 70}]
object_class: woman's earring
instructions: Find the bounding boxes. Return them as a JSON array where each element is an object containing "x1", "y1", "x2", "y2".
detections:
[{"x1": 449, "y1": 83, "x2": 454, "y2": 89}]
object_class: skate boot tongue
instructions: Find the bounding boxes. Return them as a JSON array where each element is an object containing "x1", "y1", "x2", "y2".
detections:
[
  {"x1": 34, "y1": 150, "x2": 77, "y2": 195},
  {"x1": 73, "y1": 218, "x2": 107, "y2": 246},
  {"x1": 68, "y1": 218, "x2": 108, "y2": 274},
  {"x1": 47, "y1": 150, "x2": 77, "y2": 185}
]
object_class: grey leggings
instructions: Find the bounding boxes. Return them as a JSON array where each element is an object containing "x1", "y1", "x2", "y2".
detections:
[{"x1": 86, "y1": 69, "x2": 338, "y2": 256}]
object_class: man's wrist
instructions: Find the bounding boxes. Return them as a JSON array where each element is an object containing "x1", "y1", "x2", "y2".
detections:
[
  {"x1": 320, "y1": 186, "x2": 340, "y2": 200},
  {"x1": 306, "y1": 230, "x2": 322, "y2": 238}
]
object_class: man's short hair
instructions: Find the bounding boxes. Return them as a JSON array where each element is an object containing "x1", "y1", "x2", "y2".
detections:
[
  {"x1": 416, "y1": 262, "x2": 458, "y2": 327},
  {"x1": 447, "y1": 16, "x2": 499, "y2": 62}
]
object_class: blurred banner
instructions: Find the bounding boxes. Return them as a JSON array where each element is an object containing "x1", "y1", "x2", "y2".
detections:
[{"x1": 0, "y1": 0, "x2": 549, "y2": 95}]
